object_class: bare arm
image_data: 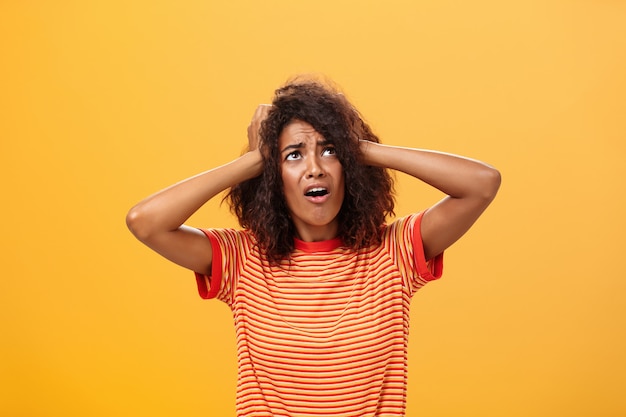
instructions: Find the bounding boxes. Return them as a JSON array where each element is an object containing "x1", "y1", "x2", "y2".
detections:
[
  {"x1": 126, "y1": 105, "x2": 270, "y2": 274},
  {"x1": 360, "y1": 142, "x2": 501, "y2": 260}
]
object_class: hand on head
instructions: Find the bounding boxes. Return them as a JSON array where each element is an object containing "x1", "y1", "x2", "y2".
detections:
[{"x1": 247, "y1": 104, "x2": 272, "y2": 152}]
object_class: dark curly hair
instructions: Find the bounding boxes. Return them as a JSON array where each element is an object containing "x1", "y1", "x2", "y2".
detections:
[{"x1": 226, "y1": 77, "x2": 395, "y2": 262}]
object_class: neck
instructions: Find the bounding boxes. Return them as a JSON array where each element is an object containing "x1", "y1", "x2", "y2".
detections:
[{"x1": 293, "y1": 223, "x2": 339, "y2": 242}]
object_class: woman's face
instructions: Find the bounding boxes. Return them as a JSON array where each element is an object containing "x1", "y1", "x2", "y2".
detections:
[{"x1": 278, "y1": 119, "x2": 345, "y2": 242}]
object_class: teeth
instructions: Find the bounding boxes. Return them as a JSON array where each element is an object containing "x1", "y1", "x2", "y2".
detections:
[{"x1": 305, "y1": 187, "x2": 328, "y2": 197}]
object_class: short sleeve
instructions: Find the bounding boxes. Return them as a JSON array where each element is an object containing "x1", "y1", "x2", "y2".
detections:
[
  {"x1": 194, "y1": 229, "x2": 222, "y2": 300},
  {"x1": 193, "y1": 228, "x2": 249, "y2": 306},
  {"x1": 385, "y1": 211, "x2": 444, "y2": 296},
  {"x1": 411, "y1": 211, "x2": 444, "y2": 282}
]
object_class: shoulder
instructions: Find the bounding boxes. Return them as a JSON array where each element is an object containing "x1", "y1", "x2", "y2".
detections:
[
  {"x1": 199, "y1": 227, "x2": 257, "y2": 251},
  {"x1": 382, "y1": 212, "x2": 423, "y2": 241},
  {"x1": 201, "y1": 227, "x2": 252, "y2": 239}
]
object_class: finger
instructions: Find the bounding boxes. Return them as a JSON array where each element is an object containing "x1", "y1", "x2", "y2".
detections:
[
  {"x1": 248, "y1": 105, "x2": 272, "y2": 146},
  {"x1": 255, "y1": 104, "x2": 272, "y2": 119}
]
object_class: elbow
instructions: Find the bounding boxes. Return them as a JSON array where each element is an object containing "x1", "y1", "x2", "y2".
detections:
[
  {"x1": 479, "y1": 166, "x2": 501, "y2": 202},
  {"x1": 126, "y1": 204, "x2": 153, "y2": 242}
]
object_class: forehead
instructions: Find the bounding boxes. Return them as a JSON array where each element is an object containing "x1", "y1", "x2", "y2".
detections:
[{"x1": 278, "y1": 120, "x2": 324, "y2": 145}]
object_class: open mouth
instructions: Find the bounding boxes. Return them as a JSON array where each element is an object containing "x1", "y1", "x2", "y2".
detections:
[{"x1": 304, "y1": 187, "x2": 329, "y2": 197}]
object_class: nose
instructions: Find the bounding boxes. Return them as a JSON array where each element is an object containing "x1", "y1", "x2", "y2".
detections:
[{"x1": 306, "y1": 155, "x2": 325, "y2": 178}]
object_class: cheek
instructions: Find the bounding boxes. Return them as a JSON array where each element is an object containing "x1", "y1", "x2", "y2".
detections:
[
  {"x1": 333, "y1": 163, "x2": 345, "y2": 187},
  {"x1": 280, "y1": 168, "x2": 299, "y2": 201},
  {"x1": 333, "y1": 168, "x2": 346, "y2": 204},
  {"x1": 337, "y1": 178, "x2": 346, "y2": 202}
]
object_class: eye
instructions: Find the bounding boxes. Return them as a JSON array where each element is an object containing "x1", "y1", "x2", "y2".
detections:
[
  {"x1": 285, "y1": 151, "x2": 302, "y2": 161},
  {"x1": 322, "y1": 146, "x2": 336, "y2": 156}
]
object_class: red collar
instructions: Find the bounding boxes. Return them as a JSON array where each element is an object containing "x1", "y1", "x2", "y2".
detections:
[{"x1": 293, "y1": 237, "x2": 343, "y2": 252}]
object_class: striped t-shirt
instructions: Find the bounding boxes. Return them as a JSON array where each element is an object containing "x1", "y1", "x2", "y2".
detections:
[{"x1": 195, "y1": 212, "x2": 443, "y2": 417}]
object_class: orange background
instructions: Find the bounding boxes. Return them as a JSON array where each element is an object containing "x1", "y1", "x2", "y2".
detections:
[{"x1": 2, "y1": 1, "x2": 625, "y2": 416}]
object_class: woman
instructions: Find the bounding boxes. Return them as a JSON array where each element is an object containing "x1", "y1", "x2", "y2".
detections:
[{"x1": 127, "y1": 78, "x2": 501, "y2": 416}]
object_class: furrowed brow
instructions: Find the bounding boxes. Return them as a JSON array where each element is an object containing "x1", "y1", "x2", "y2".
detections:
[{"x1": 280, "y1": 142, "x2": 304, "y2": 154}]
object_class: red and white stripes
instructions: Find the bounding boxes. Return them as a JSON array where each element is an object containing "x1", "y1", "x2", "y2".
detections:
[{"x1": 195, "y1": 213, "x2": 443, "y2": 416}]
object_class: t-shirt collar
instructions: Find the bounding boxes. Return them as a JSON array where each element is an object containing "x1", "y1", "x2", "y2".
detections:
[{"x1": 293, "y1": 237, "x2": 343, "y2": 252}]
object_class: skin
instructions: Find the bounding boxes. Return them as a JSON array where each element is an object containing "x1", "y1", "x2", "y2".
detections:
[
  {"x1": 278, "y1": 120, "x2": 345, "y2": 242},
  {"x1": 126, "y1": 103, "x2": 500, "y2": 276}
]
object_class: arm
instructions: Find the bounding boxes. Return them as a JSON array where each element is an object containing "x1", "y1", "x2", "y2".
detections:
[
  {"x1": 126, "y1": 105, "x2": 270, "y2": 274},
  {"x1": 360, "y1": 142, "x2": 501, "y2": 260}
]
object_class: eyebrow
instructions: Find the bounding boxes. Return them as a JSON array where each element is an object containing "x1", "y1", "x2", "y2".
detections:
[{"x1": 280, "y1": 139, "x2": 332, "y2": 155}]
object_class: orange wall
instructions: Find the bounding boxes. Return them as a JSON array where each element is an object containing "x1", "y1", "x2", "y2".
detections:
[{"x1": 1, "y1": 1, "x2": 625, "y2": 416}]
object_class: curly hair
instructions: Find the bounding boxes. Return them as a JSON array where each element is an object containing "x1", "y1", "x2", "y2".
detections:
[{"x1": 226, "y1": 77, "x2": 395, "y2": 262}]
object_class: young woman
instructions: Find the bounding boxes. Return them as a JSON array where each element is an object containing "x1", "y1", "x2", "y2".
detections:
[{"x1": 127, "y1": 79, "x2": 501, "y2": 417}]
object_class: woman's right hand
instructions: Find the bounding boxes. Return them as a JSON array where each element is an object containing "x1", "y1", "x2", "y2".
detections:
[
  {"x1": 126, "y1": 105, "x2": 271, "y2": 275},
  {"x1": 247, "y1": 104, "x2": 272, "y2": 152}
]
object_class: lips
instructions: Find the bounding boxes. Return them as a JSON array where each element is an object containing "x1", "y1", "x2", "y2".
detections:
[
  {"x1": 304, "y1": 187, "x2": 328, "y2": 197},
  {"x1": 304, "y1": 185, "x2": 330, "y2": 203}
]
